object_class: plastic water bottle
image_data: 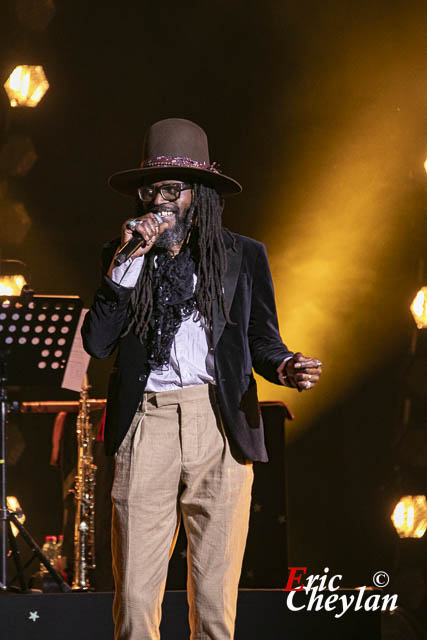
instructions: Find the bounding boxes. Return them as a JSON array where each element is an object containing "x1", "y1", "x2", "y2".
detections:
[
  {"x1": 40, "y1": 535, "x2": 57, "y2": 574},
  {"x1": 56, "y1": 534, "x2": 67, "y2": 572}
]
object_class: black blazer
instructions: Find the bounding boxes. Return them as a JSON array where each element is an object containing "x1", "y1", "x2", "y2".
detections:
[{"x1": 81, "y1": 230, "x2": 293, "y2": 462}]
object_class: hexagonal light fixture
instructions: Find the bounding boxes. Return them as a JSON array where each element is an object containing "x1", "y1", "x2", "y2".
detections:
[
  {"x1": 3, "y1": 65, "x2": 49, "y2": 108},
  {"x1": 410, "y1": 286, "x2": 427, "y2": 329},
  {"x1": 391, "y1": 495, "x2": 427, "y2": 538},
  {"x1": 0, "y1": 260, "x2": 29, "y2": 295}
]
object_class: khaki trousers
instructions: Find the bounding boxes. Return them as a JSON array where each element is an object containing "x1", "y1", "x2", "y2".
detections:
[{"x1": 111, "y1": 383, "x2": 254, "y2": 640}]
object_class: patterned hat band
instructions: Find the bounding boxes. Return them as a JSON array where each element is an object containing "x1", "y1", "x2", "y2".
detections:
[{"x1": 141, "y1": 155, "x2": 220, "y2": 174}]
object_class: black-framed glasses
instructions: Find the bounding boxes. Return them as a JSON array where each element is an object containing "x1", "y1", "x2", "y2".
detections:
[{"x1": 137, "y1": 183, "x2": 192, "y2": 203}]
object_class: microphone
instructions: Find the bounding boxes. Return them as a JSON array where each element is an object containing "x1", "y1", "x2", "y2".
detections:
[
  {"x1": 114, "y1": 232, "x2": 145, "y2": 266},
  {"x1": 113, "y1": 213, "x2": 163, "y2": 266}
]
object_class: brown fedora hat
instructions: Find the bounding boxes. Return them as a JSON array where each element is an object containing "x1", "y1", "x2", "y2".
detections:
[{"x1": 108, "y1": 118, "x2": 242, "y2": 198}]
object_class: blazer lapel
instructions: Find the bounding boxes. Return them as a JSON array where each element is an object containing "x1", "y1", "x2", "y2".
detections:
[{"x1": 212, "y1": 233, "x2": 243, "y2": 349}]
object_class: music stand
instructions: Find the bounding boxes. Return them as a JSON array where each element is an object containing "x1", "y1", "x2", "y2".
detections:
[{"x1": 0, "y1": 290, "x2": 84, "y2": 592}]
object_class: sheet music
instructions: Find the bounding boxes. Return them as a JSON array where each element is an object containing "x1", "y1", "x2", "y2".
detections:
[{"x1": 62, "y1": 309, "x2": 90, "y2": 392}]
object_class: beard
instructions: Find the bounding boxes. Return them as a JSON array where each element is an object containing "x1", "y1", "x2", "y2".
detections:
[{"x1": 152, "y1": 202, "x2": 195, "y2": 249}]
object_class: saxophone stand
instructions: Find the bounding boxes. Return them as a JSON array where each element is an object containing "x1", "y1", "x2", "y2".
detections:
[{"x1": 0, "y1": 291, "x2": 83, "y2": 593}]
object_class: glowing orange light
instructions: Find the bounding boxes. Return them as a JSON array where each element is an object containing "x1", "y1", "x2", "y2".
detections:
[
  {"x1": 391, "y1": 495, "x2": 427, "y2": 538},
  {"x1": 0, "y1": 274, "x2": 26, "y2": 296},
  {"x1": 4, "y1": 65, "x2": 49, "y2": 107},
  {"x1": 7, "y1": 496, "x2": 26, "y2": 537},
  {"x1": 410, "y1": 286, "x2": 427, "y2": 329}
]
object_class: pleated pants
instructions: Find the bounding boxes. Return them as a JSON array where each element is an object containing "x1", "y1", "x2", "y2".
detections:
[{"x1": 111, "y1": 383, "x2": 254, "y2": 639}]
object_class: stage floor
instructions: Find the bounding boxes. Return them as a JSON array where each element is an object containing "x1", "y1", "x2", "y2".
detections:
[{"x1": 1, "y1": 588, "x2": 382, "y2": 639}]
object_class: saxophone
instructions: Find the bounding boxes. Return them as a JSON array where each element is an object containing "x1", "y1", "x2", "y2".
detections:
[{"x1": 72, "y1": 375, "x2": 97, "y2": 590}]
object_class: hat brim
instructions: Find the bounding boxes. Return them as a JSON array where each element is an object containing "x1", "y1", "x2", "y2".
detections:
[{"x1": 108, "y1": 166, "x2": 242, "y2": 197}]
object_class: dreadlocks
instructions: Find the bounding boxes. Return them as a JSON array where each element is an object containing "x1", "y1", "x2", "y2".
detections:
[{"x1": 122, "y1": 182, "x2": 233, "y2": 344}]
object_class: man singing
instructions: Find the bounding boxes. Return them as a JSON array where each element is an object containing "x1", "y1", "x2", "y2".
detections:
[{"x1": 82, "y1": 118, "x2": 322, "y2": 639}]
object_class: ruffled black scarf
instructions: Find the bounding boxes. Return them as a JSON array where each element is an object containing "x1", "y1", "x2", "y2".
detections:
[{"x1": 147, "y1": 246, "x2": 196, "y2": 369}]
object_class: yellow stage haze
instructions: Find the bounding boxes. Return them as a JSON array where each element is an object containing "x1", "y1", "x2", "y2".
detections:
[{"x1": 255, "y1": 7, "x2": 427, "y2": 440}]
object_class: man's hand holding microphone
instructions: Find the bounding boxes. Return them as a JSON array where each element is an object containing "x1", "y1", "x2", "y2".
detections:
[{"x1": 108, "y1": 214, "x2": 170, "y2": 278}]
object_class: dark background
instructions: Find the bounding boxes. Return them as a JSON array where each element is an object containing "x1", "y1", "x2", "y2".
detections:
[{"x1": 1, "y1": 0, "x2": 426, "y2": 609}]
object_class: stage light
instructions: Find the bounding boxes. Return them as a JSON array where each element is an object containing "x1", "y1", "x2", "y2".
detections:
[
  {"x1": 0, "y1": 275, "x2": 25, "y2": 296},
  {"x1": 0, "y1": 260, "x2": 29, "y2": 295},
  {"x1": 424, "y1": 158, "x2": 427, "y2": 175},
  {"x1": 391, "y1": 495, "x2": 427, "y2": 538},
  {"x1": 4, "y1": 65, "x2": 49, "y2": 108},
  {"x1": 6, "y1": 496, "x2": 26, "y2": 537},
  {"x1": 410, "y1": 287, "x2": 427, "y2": 329}
]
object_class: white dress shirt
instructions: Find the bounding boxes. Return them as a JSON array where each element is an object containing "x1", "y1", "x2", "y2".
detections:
[{"x1": 111, "y1": 256, "x2": 215, "y2": 392}]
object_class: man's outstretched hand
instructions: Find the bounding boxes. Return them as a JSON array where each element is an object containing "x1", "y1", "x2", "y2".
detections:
[{"x1": 277, "y1": 352, "x2": 323, "y2": 391}]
